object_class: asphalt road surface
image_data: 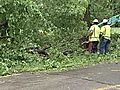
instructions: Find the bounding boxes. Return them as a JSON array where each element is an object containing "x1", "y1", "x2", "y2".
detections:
[{"x1": 0, "y1": 62, "x2": 120, "y2": 90}]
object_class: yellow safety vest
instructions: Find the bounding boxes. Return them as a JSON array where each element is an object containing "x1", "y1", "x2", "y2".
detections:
[
  {"x1": 88, "y1": 25, "x2": 100, "y2": 41},
  {"x1": 100, "y1": 25, "x2": 111, "y2": 40}
]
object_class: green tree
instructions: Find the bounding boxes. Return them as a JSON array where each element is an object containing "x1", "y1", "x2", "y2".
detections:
[{"x1": 84, "y1": 0, "x2": 120, "y2": 25}]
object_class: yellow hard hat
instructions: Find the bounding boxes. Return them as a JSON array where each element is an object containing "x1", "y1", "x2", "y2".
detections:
[
  {"x1": 102, "y1": 19, "x2": 108, "y2": 23},
  {"x1": 93, "y1": 19, "x2": 98, "y2": 23}
]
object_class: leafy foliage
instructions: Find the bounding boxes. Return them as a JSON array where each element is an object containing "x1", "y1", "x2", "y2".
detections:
[
  {"x1": 0, "y1": 0, "x2": 88, "y2": 75},
  {"x1": 84, "y1": 0, "x2": 120, "y2": 25},
  {"x1": 0, "y1": 0, "x2": 120, "y2": 76}
]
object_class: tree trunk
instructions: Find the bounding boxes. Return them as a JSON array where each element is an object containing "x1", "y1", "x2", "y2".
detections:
[{"x1": 83, "y1": 4, "x2": 91, "y2": 27}]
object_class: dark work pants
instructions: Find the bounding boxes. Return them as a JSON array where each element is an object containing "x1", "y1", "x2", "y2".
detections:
[
  {"x1": 88, "y1": 41, "x2": 99, "y2": 53},
  {"x1": 99, "y1": 38, "x2": 111, "y2": 54}
]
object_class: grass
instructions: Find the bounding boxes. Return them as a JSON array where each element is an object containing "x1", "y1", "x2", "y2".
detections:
[{"x1": 1, "y1": 51, "x2": 120, "y2": 76}]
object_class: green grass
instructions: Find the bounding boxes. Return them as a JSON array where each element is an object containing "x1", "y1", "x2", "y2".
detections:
[{"x1": 1, "y1": 51, "x2": 120, "y2": 76}]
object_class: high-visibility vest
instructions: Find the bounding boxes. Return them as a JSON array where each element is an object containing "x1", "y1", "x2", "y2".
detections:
[
  {"x1": 88, "y1": 25, "x2": 100, "y2": 41},
  {"x1": 100, "y1": 25, "x2": 111, "y2": 40}
]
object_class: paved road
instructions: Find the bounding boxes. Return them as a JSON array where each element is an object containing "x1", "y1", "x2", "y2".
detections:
[{"x1": 0, "y1": 62, "x2": 120, "y2": 90}]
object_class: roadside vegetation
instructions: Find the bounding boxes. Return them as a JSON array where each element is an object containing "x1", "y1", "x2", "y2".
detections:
[
  {"x1": 0, "y1": 0, "x2": 120, "y2": 76},
  {"x1": 112, "y1": 28, "x2": 120, "y2": 34}
]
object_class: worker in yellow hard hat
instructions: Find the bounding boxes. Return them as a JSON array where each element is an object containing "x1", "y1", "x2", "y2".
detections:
[
  {"x1": 87, "y1": 19, "x2": 100, "y2": 53},
  {"x1": 93, "y1": 19, "x2": 99, "y2": 24},
  {"x1": 99, "y1": 19, "x2": 111, "y2": 54}
]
